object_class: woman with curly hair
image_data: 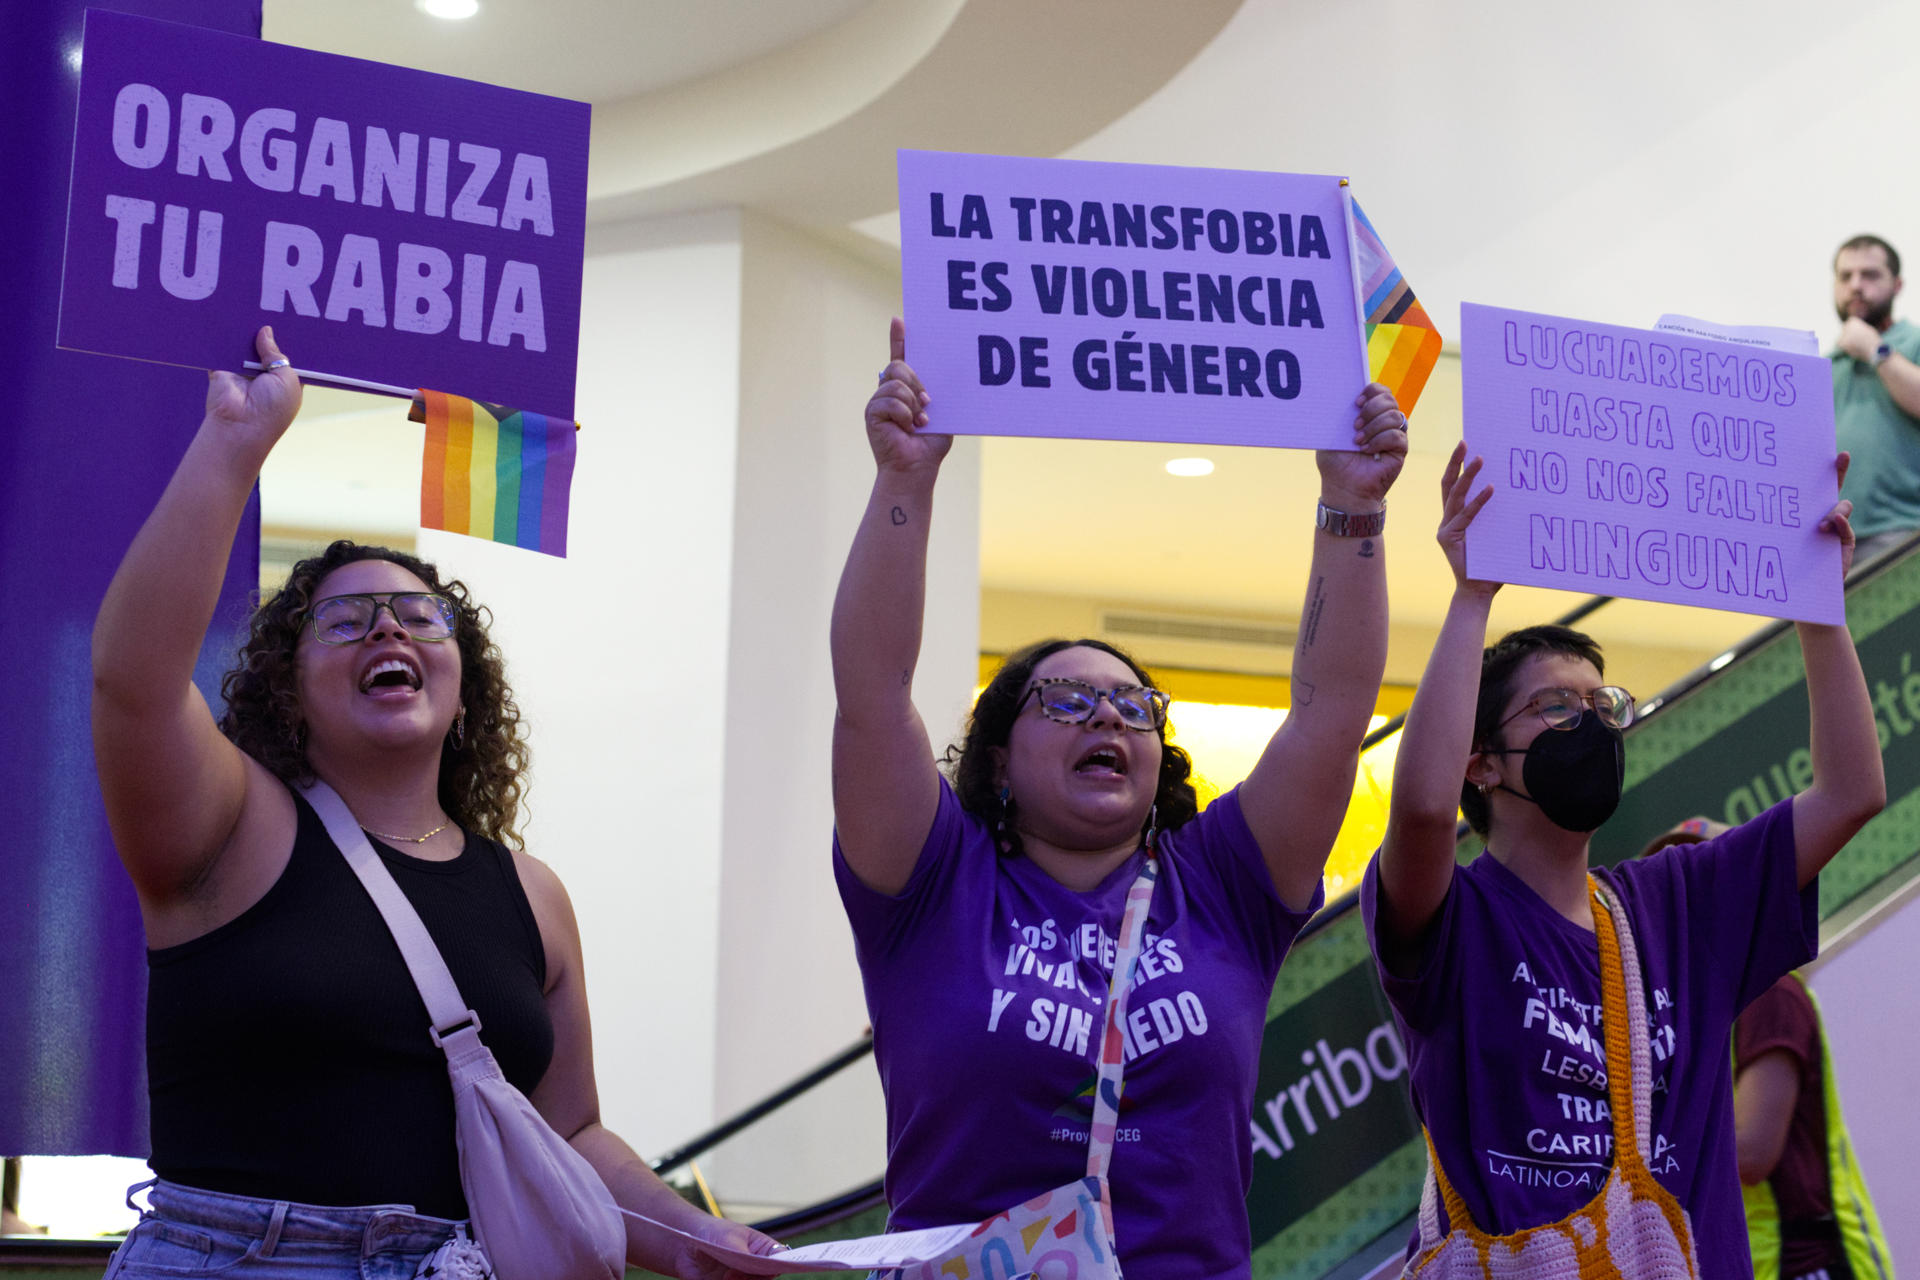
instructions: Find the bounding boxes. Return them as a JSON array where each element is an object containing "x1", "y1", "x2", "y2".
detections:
[
  {"x1": 826, "y1": 321, "x2": 1408, "y2": 1279},
  {"x1": 91, "y1": 328, "x2": 769, "y2": 1280}
]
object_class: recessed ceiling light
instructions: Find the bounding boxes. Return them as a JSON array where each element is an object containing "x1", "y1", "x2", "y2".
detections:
[
  {"x1": 417, "y1": 0, "x2": 480, "y2": 19},
  {"x1": 1164, "y1": 457, "x2": 1214, "y2": 477}
]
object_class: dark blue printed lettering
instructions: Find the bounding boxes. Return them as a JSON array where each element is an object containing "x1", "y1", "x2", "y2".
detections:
[
  {"x1": 1130, "y1": 270, "x2": 1162, "y2": 320},
  {"x1": 1226, "y1": 347, "x2": 1262, "y2": 396},
  {"x1": 979, "y1": 335, "x2": 1015, "y2": 385},
  {"x1": 1163, "y1": 272, "x2": 1194, "y2": 321},
  {"x1": 1020, "y1": 336, "x2": 1050, "y2": 387},
  {"x1": 1009, "y1": 196, "x2": 1037, "y2": 241},
  {"x1": 1265, "y1": 348, "x2": 1301, "y2": 399},
  {"x1": 1031, "y1": 265, "x2": 1067, "y2": 314},
  {"x1": 1245, "y1": 211, "x2": 1276, "y2": 255},
  {"x1": 1115, "y1": 332, "x2": 1145, "y2": 392},
  {"x1": 1150, "y1": 206, "x2": 1178, "y2": 249},
  {"x1": 947, "y1": 259, "x2": 979, "y2": 310},
  {"x1": 1192, "y1": 345, "x2": 1223, "y2": 395},
  {"x1": 1073, "y1": 338, "x2": 1110, "y2": 390},
  {"x1": 1198, "y1": 274, "x2": 1234, "y2": 323},
  {"x1": 1077, "y1": 201, "x2": 1112, "y2": 246},
  {"x1": 958, "y1": 194, "x2": 992, "y2": 238},
  {"x1": 980, "y1": 261, "x2": 1012, "y2": 312},
  {"x1": 1150, "y1": 343, "x2": 1187, "y2": 393},
  {"x1": 1288, "y1": 280, "x2": 1323, "y2": 329},
  {"x1": 1041, "y1": 199, "x2": 1073, "y2": 243},
  {"x1": 1297, "y1": 214, "x2": 1329, "y2": 258},
  {"x1": 1206, "y1": 209, "x2": 1240, "y2": 253}
]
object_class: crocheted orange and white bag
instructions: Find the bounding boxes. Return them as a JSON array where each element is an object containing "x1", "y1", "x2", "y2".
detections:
[{"x1": 1402, "y1": 879, "x2": 1702, "y2": 1280}]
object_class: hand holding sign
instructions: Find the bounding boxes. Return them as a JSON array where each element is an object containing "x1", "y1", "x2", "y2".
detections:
[
  {"x1": 1318, "y1": 381, "x2": 1409, "y2": 510},
  {"x1": 1824, "y1": 453, "x2": 1858, "y2": 577},
  {"x1": 205, "y1": 326, "x2": 302, "y2": 462}
]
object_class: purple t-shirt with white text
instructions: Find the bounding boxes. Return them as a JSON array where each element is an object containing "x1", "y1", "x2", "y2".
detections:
[
  {"x1": 836, "y1": 781, "x2": 1320, "y2": 1280},
  {"x1": 1360, "y1": 798, "x2": 1814, "y2": 1280}
]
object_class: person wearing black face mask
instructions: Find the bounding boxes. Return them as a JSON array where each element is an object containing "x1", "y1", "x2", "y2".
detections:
[{"x1": 1358, "y1": 443, "x2": 1885, "y2": 1279}]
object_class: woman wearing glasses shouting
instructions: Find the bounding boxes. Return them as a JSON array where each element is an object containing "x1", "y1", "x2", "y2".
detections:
[
  {"x1": 90, "y1": 328, "x2": 771, "y2": 1280},
  {"x1": 1362, "y1": 444, "x2": 1884, "y2": 1277},
  {"x1": 828, "y1": 320, "x2": 1408, "y2": 1278}
]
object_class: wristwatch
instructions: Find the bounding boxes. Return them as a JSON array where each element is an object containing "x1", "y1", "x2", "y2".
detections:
[
  {"x1": 1874, "y1": 341, "x2": 1892, "y2": 367},
  {"x1": 1315, "y1": 502, "x2": 1386, "y2": 538}
]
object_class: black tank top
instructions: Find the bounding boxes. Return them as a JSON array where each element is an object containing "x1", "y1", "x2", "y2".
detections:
[{"x1": 146, "y1": 789, "x2": 553, "y2": 1218}]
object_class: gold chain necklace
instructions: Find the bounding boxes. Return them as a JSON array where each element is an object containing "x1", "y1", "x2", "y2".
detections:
[{"x1": 362, "y1": 820, "x2": 452, "y2": 845}]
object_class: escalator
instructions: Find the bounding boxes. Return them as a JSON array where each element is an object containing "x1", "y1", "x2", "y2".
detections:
[{"x1": 665, "y1": 537, "x2": 1920, "y2": 1280}]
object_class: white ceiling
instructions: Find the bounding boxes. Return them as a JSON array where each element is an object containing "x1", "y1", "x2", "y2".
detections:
[
  {"x1": 266, "y1": 0, "x2": 873, "y2": 104},
  {"x1": 266, "y1": 0, "x2": 1915, "y2": 653}
]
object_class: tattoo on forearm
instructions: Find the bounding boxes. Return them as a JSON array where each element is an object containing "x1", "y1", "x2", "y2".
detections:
[
  {"x1": 1295, "y1": 679, "x2": 1316, "y2": 707},
  {"x1": 1300, "y1": 574, "x2": 1328, "y2": 649},
  {"x1": 890, "y1": 506, "x2": 908, "y2": 526},
  {"x1": 901, "y1": 669, "x2": 912, "y2": 687},
  {"x1": 1359, "y1": 538, "x2": 1376, "y2": 559}
]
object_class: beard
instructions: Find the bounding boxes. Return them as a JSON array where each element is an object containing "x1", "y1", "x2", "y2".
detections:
[{"x1": 1838, "y1": 295, "x2": 1895, "y2": 329}]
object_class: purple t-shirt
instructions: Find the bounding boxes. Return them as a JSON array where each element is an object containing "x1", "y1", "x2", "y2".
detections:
[
  {"x1": 836, "y1": 780, "x2": 1321, "y2": 1280},
  {"x1": 1360, "y1": 798, "x2": 1815, "y2": 1280}
]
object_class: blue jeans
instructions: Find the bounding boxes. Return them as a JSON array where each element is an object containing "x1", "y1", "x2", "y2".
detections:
[{"x1": 105, "y1": 1181, "x2": 479, "y2": 1280}]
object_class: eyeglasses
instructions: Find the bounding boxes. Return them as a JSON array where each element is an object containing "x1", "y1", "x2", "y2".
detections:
[
  {"x1": 1495, "y1": 685, "x2": 1635, "y2": 736},
  {"x1": 1017, "y1": 678, "x2": 1170, "y2": 732},
  {"x1": 308, "y1": 593, "x2": 457, "y2": 645}
]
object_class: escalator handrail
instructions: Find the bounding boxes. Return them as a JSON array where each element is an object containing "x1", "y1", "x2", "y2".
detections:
[{"x1": 650, "y1": 1033, "x2": 875, "y2": 1176}]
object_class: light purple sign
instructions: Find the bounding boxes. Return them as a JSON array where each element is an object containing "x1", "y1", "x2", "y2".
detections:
[
  {"x1": 59, "y1": 10, "x2": 589, "y2": 418},
  {"x1": 1461, "y1": 302, "x2": 1843, "y2": 624},
  {"x1": 897, "y1": 150, "x2": 1370, "y2": 449}
]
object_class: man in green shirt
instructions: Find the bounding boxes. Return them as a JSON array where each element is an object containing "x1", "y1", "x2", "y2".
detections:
[{"x1": 1832, "y1": 234, "x2": 1920, "y2": 562}]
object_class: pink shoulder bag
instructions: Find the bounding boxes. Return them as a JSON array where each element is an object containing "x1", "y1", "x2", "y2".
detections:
[{"x1": 303, "y1": 781, "x2": 628, "y2": 1280}]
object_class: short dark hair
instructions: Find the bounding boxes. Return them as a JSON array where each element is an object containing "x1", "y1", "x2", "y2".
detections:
[
  {"x1": 942, "y1": 638, "x2": 1199, "y2": 855},
  {"x1": 1458, "y1": 624, "x2": 1606, "y2": 836},
  {"x1": 1835, "y1": 234, "x2": 1901, "y2": 279}
]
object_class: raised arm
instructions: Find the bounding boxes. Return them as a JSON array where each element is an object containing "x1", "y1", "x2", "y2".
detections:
[
  {"x1": 1789, "y1": 454, "x2": 1887, "y2": 885},
  {"x1": 830, "y1": 319, "x2": 954, "y2": 894},
  {"x1": 91, "y1": 327, "x2": 300, "y2": 905},
  {"x1": 1373, "y1": 445, "x2": 1497, "y2": 969},
  {"x1": 1237, "y1": 384, "x2": 1406, "y2": 911}
]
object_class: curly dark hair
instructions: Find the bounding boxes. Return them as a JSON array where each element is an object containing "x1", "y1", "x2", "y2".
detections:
[
  {"x1": 942, "y1": 638, "x2": 1198, "y2": 856},
  {"x1": 218, "y1": 540, "x2": 531, "y2": 846},
  {"x1": 1459, "y1": 623, "x2": 1606, "y2": 836}
]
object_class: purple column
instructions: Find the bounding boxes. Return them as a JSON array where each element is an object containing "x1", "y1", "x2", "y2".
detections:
[{"x1": 0, "y1": 0, "x2": 261, "y2": 1157}]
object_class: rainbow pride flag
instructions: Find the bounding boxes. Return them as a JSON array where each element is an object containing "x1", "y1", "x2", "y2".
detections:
[
  {"x1": 1352, "y1": 200, "x2": 1443, "y2": 416},
  {"x1": 409, "y1": 390, "x2": 578, "y2": 557}
]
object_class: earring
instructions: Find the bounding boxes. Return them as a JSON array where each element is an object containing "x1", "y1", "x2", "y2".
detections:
[
  {"x1": 450, "y1": 706, "x2": 467, "y2": 751},
  {"x1": 1143, "y1": 802, "x2": 1160, "y2": 849},
  {"x1": 294, "y1": 722, "x2": 308, "y2": 754},
  {"x1": 1477, "y1": 781, "x2": 1492, "y2": 795},
  {"x1": 995, "y1": 785, "x2": 1013, "y2": 851}
]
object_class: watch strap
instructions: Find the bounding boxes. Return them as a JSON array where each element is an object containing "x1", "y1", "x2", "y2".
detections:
[{"x1": 1316, "y1": 502, "x2": 1386, "y2": 537}]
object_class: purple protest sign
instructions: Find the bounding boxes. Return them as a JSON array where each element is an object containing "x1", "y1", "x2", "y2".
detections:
[
  {"x1": 1461, "y1": 302, "x2": 1843, "y2": 624},
  {"x1": 59, "y1": 10, "x2": 589, "y2": 417},
  {"x1": 898, "y1": 150, "x2": 1370, "y2": 449}
]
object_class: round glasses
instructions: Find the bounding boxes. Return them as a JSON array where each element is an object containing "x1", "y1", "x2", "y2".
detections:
[
  {"x1": 308, "y1": 592, "x2": 457, "y2": 646},
  {"x1": 1017, "y1": 678, "x2": 1170, "y2": 732},
  {"x1": 1495, "y1": 685, "x2": 1635, "y2": 736}
]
